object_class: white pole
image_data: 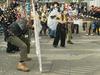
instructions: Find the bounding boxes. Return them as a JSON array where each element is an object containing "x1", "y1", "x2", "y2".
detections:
[
  {"x1": 31, "y1": 0, "x2": 42, "y2": 72},
  {"x1": 7, "y1": 0, "x2": 9, "y2": 7},
  {"x1": 77, "y1": 0, "x2": 78, "y2": 2}
]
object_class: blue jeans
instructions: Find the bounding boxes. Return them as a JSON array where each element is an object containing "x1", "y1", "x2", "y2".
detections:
[{"x1": 48, "y1": 29, "x2": 56, "y2": 38}]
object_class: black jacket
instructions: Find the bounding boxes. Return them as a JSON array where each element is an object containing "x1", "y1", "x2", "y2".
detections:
[
  {"x1": 2, "y1": 19, "x2": 28, "y2": 41},
  {"x1": 9, "y1": 20, "x2": 28, "y2": 37}
]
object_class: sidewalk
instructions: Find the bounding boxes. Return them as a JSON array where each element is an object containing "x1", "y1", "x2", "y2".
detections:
[{"x1": 0, "y1": 33, "x2": 100, "y2": 75}]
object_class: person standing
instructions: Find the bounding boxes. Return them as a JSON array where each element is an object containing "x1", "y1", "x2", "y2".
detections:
[
  {"x1": 47, "y1": 2, "x2": 59, "y2": 38},
  {"x1": 53, "y1": 11, "x2": 67, "y2": 47},
  {"x1": 67, "y1": 16, "x2": 74, "y2": 44},
  {"x1": 40, "y1": 9, "x2": 48, "y2": 35},
  {"x1": 66, "y1": 5, "x2": 74, "y2": 44}
]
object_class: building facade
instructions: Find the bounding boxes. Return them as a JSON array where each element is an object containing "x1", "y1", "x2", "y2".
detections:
[{"x1": 83, "y1": 0, "x2": 100, "y2": 7}]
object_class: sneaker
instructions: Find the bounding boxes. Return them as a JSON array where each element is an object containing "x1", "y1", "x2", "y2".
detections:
[
  {"x1": 60, "y1": 45, "x2": 65, "y2": 47},
  {"x1": 91, "y1": 34, "x2": 94, "y2": 36},
  {"x1": 6, "y1": 50, "x2": 16, "y2": 54},
  {"x1": 17, "y1": 62, "x2": 30, "y2": 72},
  {"x1": 85, "y1": 34, "x2": 89, "y2": 36},
  {"x1": 53, "y1": 45, "x2": 57, "y2": 48},
  {"x1": 67, "y1": 41, "x2": 74, "y2": 44}
]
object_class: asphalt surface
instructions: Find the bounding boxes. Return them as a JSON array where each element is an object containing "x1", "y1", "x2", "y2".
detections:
[{"x1": 0, "y1": 31, "x2": 100, "y2": 75}]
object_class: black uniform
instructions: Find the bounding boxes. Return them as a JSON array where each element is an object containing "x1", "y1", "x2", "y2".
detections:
[
  {"x1": 1, "y1": 9, "x2": 19, "y2": 53},
  {"x1": 53, "y1": 13, "x2": 67, "y2": 47}
]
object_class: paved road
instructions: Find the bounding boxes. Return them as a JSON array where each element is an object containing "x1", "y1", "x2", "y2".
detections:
[{"x1": 0, "y1": 32, "x2": 100, "y2": 75}]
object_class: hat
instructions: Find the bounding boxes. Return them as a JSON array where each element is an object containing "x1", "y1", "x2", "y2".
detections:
[{"x1": 53, "y1": 2, "x2": 59, "y2": 6}]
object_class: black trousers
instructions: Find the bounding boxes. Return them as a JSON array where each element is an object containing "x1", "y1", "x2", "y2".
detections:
[
  {"x1": 6, "y1": 42, "x2": 19, "y2": 53},
  {"x1": 74, "y1": 24, "x2": 79, "y2": 34},
  {"x1": 83, "y1": 23, "x2": 87, "y2": 31},
  {"x1": 40, "y1": 21, "x2": 48, "y2": 35},
  {"x1": 95, "y1": 24, "x2": 100, "y2": 35},
  {"x1": 53, "y1": 23, "x2": 67, "y2": 47}
]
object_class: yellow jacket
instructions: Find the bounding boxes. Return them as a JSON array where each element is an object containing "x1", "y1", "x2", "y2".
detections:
[
  {"x1": 56, "y1": 13, "x2": 67, "y2": 23},
  {"x1": 41, "y1": 12, "x2": 47, "y2": 22}
]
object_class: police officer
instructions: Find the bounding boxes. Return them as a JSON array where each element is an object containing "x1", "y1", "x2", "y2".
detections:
[{"x1": 53, "y1": 11, "x2": 67, "y2": 47}]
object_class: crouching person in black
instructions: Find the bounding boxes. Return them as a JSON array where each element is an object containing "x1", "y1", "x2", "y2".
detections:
[
  {"x1": 3, "y1": 17, "x2": 31, "y2": 72},
  {"x1": 53, "y1": 12, "x2": 67, "y2": 47},
  {"x1": 1, "y1": 14, "x2": 19, "y2": 53},
  {"x1": 6, "y1": 8, "x2": 19, "y2": 53}
]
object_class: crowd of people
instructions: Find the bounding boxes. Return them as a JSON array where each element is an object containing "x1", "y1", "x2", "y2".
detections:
[
  {"x1": 36, "y1": 2, "x2": 100, "y2": 46},
  {"x1": 0, "y1": 0, "x2": 100, "y2": 72}
]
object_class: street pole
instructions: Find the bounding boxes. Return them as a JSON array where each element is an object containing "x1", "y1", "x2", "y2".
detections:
[
  {"x1": 7, "y1": 0, "x2": 9, "y2": 7},
  {"x1": 31, "y1": 0, "x2": 42, "y2": 72}
]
